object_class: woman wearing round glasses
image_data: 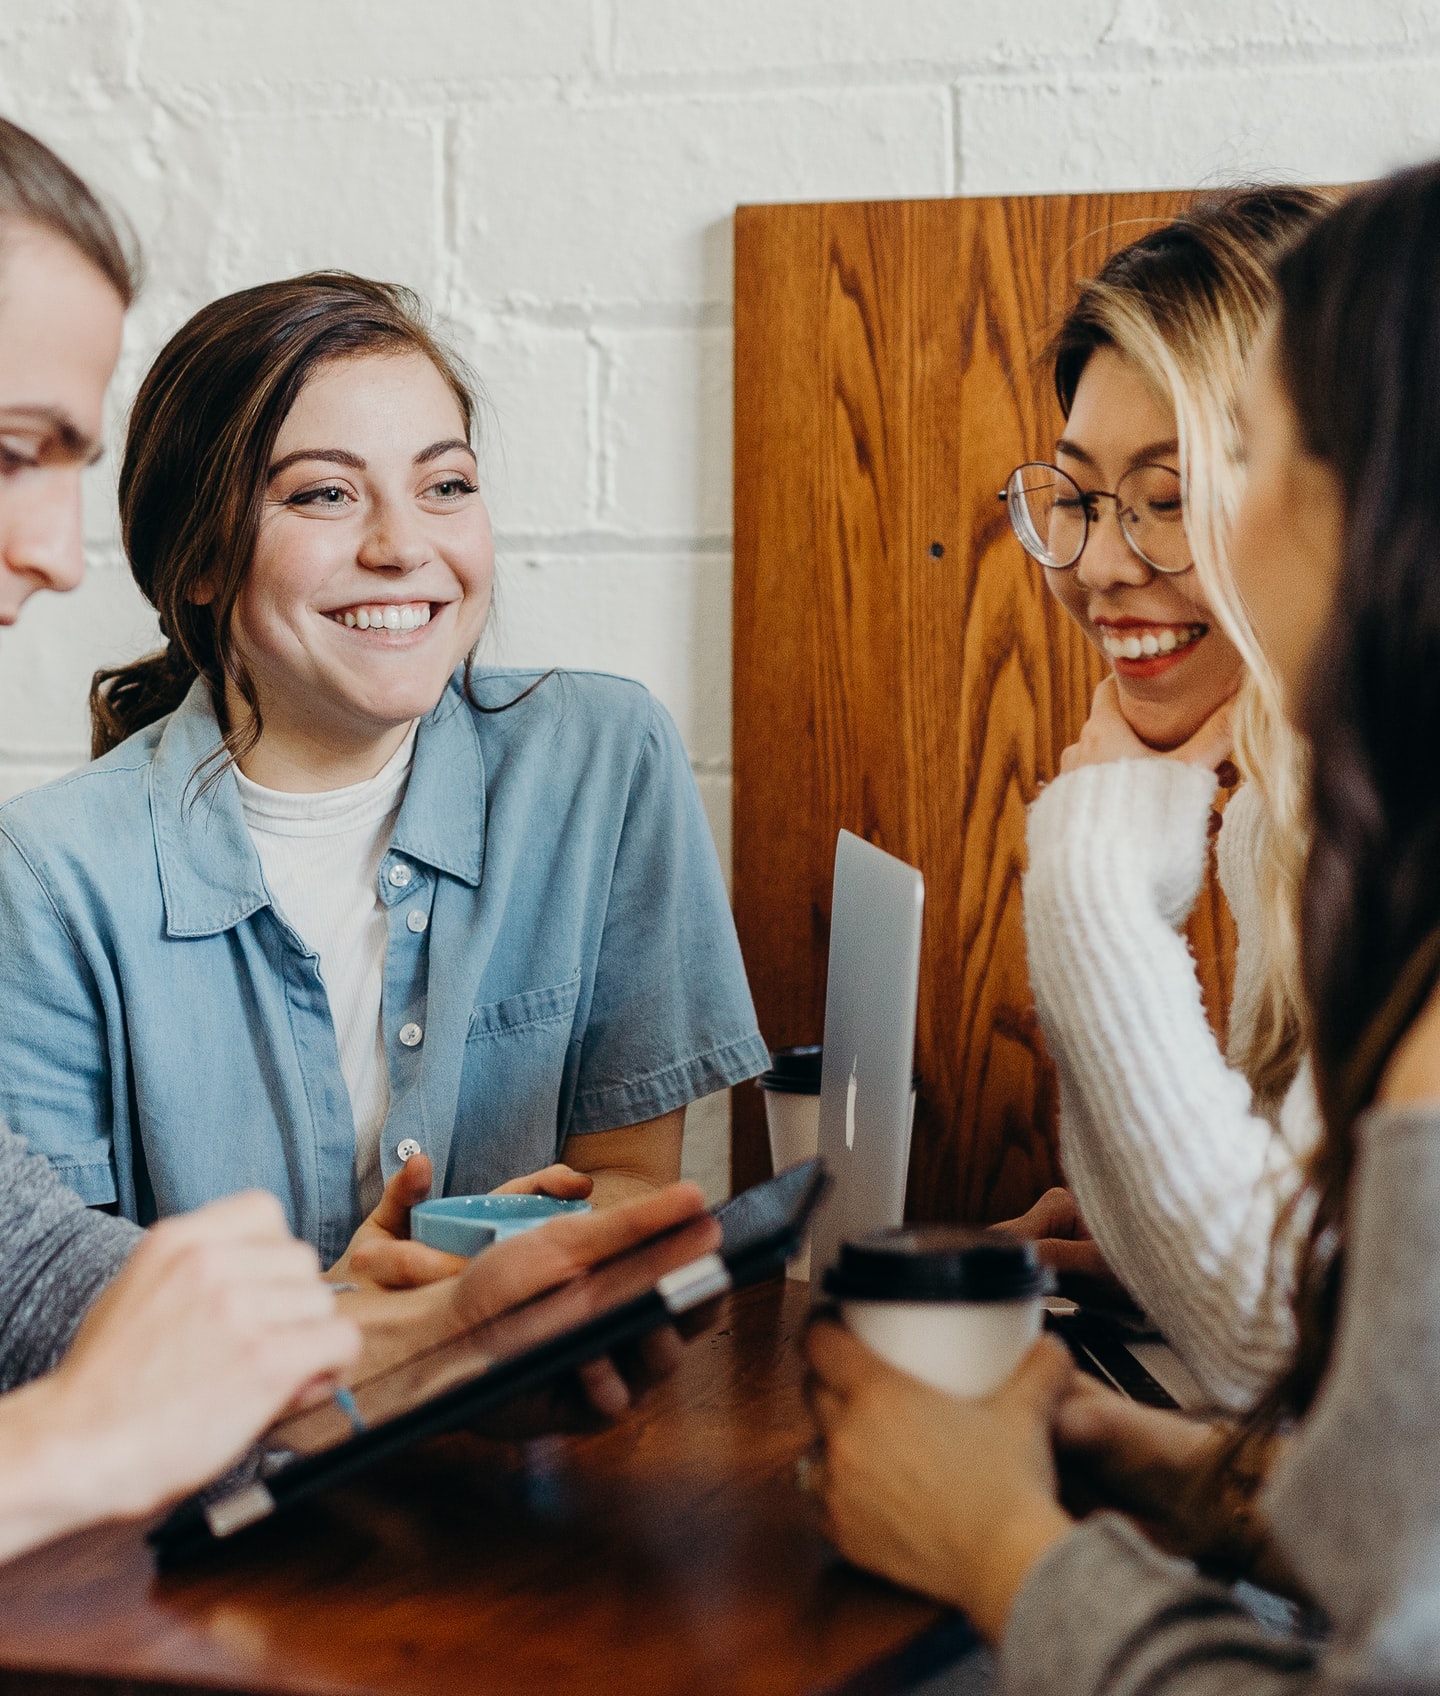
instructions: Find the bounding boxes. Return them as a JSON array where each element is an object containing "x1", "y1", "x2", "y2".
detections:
[{"x1": 1000, "y1": 188, "x2": 1330, "y2": 1410}]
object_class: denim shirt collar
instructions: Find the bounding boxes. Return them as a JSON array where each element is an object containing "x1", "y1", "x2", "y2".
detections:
[{"x1": 151, "y1": 674, "x2": 485, "y2": 939}]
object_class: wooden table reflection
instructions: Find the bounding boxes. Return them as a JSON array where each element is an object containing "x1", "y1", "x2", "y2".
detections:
[{"x1": 0, "y1": 1279, "x2": 968, "y2": 1696}]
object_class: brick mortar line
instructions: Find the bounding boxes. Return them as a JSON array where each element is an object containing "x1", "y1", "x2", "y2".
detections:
[
  {"x1": 11, "y1": 40, "x2": 1440, "y2": 123},
  {"x1": 15, "y1": 35, "x2": 1440, "y2": 97}
]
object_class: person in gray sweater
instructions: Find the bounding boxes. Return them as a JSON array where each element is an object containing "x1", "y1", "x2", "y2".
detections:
[
  {"x1": 804, "y1": 164, "x2": 1440, "y2": 1690},
  {"x1": 0, "y1": 115, "x2": 712, "y2": 1568}
]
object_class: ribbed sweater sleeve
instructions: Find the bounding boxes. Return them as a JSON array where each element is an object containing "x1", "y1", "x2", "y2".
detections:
[{"x1": 1023, "y1": 762, "x2": 1317, "y2": 1410}]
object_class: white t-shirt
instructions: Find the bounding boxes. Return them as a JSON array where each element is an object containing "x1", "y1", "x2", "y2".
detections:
[{"x1": 235, "y1": 726, "x2": 418, "y2": 1214}]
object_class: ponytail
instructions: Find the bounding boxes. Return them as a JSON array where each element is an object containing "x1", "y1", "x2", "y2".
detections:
[{"x1": 89, "y1": 644, "x2": 199, "y2": 759}]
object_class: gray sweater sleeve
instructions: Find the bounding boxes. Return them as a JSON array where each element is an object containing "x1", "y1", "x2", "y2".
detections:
[
  {"x1": 1000, "y1": 1102, "x2": 1440, "y2": 1695},
  {"x1": 0, "y1": 1120, "x2": 139, "y2": 1392}
]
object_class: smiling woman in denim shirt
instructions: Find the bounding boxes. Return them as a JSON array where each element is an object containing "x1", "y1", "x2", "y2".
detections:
[{"x1": 0, "y1": 272, "x2": 768, "y2": 1272}]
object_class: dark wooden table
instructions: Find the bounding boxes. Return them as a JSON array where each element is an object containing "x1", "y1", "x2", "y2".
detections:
[{"x1": 0, "y1": 1278, "x2": 970, "y2": 1696}]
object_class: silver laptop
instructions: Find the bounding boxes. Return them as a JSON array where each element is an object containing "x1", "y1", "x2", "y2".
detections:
[{"x1": 809, "y1": 830, "x2": 925, "y2": 1295}]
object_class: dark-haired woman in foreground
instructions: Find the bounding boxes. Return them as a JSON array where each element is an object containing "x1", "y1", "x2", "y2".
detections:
[
  {"x1": 806, "y1": 162, "x2": 1440, "y2": 1687},
  {"x1": 0, "y1": 274, "x2": 766, "y2": 1272}
]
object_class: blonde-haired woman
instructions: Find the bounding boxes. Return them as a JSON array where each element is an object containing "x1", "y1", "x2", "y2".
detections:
[{"x1": 1010, "y1": 188, "x2": 1328, "y2": 1409}]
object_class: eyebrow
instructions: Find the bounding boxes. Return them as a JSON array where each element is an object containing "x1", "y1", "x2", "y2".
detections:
[
  {"x1": 267, "y1": 447, "x2": 365, "y2": 481},
  {"x1": 267, "y1": 439, "x2": 476, "y2": 481},
  {"x1": 0, "y1": 406, "x2": 100, "y2": 463},
  {"x1": 1056, "y1": 436, "x2": 1180, "y2": 470},
  {"x1": 414, "y1": 437, "x2": 474, "y2": 465}
]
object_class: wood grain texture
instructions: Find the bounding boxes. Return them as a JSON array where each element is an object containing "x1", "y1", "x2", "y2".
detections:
[
  {"x1": 733, "y1": 191, "x2": 1237, "y2": 1221},
  {"x1": 0, "y1": 1283, "x2": 960, "y2": 1696}
]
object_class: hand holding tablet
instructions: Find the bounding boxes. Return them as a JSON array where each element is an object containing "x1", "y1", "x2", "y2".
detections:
[{"x1": 152, "y1": 1164, "x2": 827, "y2": 1563}]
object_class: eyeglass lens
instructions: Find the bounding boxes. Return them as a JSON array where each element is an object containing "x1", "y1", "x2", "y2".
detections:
[{"x1": 1006, "y1": 462, "x2": 1189, "y2": 573}]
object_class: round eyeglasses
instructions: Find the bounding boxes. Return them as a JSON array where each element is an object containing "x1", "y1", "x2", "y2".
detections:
[{"x1": 999, "y1": 461, "x2": 1191, "y2": 574}]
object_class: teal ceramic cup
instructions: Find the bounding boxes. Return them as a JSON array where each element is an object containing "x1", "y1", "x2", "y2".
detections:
[{"x1": 411, "y1": 1194, "x2": 593, "y2": 1257}]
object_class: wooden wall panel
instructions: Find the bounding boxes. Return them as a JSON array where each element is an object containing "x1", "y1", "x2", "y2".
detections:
[{"x1": 732, "y1": 190, "x2": 1236, "y2": 1222}]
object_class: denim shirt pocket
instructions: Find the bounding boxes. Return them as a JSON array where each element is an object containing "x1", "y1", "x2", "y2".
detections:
[{"x1": 450, "y1": 970, "x2": 584, "y2": 1193}]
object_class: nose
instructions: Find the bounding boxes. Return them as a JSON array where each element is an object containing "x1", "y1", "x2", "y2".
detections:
[
  {"x1": 356, "y1": 495, "x2": 432, "y2": 575},
  {"x1": 0, "y1": 468, "x2": 86, "y2": 607},
  {"x1": 1073, "y1": 500, "x2": 1152, "y2": 594}
]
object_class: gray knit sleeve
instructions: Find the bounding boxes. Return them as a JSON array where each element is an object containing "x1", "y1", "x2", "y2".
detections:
[
  {"x1": 1000, "y1": 1101, "x2": 1440, "y2": 1694},
  {"x1": 0, "y1": 1120, "x2": 139, "y2": 1392},
  {"x1": 999, "y1": 1516, "x2": 1315, "y2": 1696}
]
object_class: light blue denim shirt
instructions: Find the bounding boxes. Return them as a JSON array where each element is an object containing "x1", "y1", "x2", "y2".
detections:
[{"x1": 0, "y1": 668, "x2": 768, "y2": 1266}]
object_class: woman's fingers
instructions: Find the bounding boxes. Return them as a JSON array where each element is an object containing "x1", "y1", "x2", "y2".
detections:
[
  {"x1": 535, "y1": 1179, "x2": 711, "y2": 1268},
  {"x1": 1052, "y1": 1372, "x2": 1132, "y2": 1453},
  {"x1": 577, "y1": 1357, "x2": 633, "y2": 1421},
  {"x1": 346, "y1": 1237, "x2": 468, "y2": 1289},
  {"x1": 450, "y1": 1182, "x2": 714, "y2": 1329},
  {"x1": 1033, "y1": 1237, "x2": 1113, "y2": 1280},
  {"x1": 992, "y1": 1186, "x2": 1083, "y2": 1240},
  {"x1": 141, "y1": 1188, "x2": 291, "y2": 1264},
  {"x1": 1001, "y1": 1335, "x2": 1075, "y2": 1417},
  {"x1": 1176, "y1": 694, "x2": 1238, "y2": 770},
  {"x1": 251, "y1": 1316, "x2": 363, "y2": 1404},
  {"x1": 1062, "y1": 674, "x2": 1153, "y2": 767},
  {"x1": 803, "y1": 1315, "x2": 878, "y2": 1397},
  {"x1": 490, "y1": 1163, "x2": 595, "y2": 1200}
]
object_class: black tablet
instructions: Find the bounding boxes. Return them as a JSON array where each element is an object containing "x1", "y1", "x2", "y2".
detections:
[{"x1": 150, "y1": 1159, "x2": 829, "y2": 1566}]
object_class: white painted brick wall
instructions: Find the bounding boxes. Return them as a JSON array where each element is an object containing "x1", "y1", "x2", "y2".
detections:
[{"x1": 0, "y1": 0, "x2": 1434, "y2": 1198}]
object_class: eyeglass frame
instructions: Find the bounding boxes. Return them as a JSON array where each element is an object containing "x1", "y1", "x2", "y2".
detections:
[{"x1": 996, "y1": 459, "x2": 1192, "y2": 576}]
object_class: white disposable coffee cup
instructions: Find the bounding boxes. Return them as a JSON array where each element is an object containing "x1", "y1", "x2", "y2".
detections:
[
  {"x1": 758, "y1": 1047, "x2": 825, "y2": 1280},
  {"x1": 823, "y1": 1226, "x2": 1053, "y2": 1398},
  {"x1": 759, "y1": 1047, "x2": 919, "y2": 1282}
]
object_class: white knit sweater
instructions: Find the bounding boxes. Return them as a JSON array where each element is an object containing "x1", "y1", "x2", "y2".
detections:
[{"x1": 1023, "y1": 760, "x2": 1320, "y2": 1410}]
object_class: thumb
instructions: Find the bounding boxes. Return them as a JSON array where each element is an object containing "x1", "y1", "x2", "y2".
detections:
[
  {"x1": 368, "y1": 1152, "x2": 434, "y2": 1238},
  {"x1": 1091, "y1": 673, "x2": 1121, "y2": 714},
  {"x1": 1176, "y1": 696, "x2": 1236, "y2": 771},
  {"x1": 999, "y1": 1334, "x2": 1074, "y2": 1419}
]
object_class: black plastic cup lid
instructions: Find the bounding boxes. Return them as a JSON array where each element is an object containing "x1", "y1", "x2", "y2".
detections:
[
  {"x1": 757, "y1": 1045, "x2": 823, "y2": 1095},
  {"x1": 758, "y1": 1046, "x2": 922, "y2": 1097},
  {"x1": 822, "y1": 1225, "x2": 1054, "y2": 1303}
]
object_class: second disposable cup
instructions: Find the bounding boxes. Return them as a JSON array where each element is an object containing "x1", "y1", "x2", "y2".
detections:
[
  {"x1": 758, "y1": 1047, "x2": 824, "y2": 1280},
  {"x1": 758, "y1": 1046, "x2": 919, "y2": 1281}
]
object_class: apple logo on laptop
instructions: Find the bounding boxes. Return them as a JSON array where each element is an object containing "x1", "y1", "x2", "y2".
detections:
[{"x1": 845, "y1": 1057, "x2": 859, "y2": 1150}]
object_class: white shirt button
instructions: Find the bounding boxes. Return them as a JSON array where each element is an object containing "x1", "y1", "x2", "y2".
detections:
[
  {"x1": 406, "y1": 909, "x2": 428, "y2": 934},
  {"x1": 399, "y1": 1022, "x2": 423, "y2": 1047},
  {"x1": 388, "y1": 863, "x2": 413, "y2": 888},
  {"x1": 395, "y1": 1138, "x2": 422, "y2": 1161}
]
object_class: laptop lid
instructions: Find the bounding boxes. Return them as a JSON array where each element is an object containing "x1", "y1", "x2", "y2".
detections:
[{"x1": 809, "y1": 830, "x2": 924, "y2": 1295}]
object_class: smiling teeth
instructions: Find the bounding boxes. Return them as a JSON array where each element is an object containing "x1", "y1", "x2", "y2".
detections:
[
  {"x1": 335, "y1": 603, "x2": 432, "y2": 632},
  {"x1": 1101, "y1": 623, "x2": 1205, "y2": 660}
]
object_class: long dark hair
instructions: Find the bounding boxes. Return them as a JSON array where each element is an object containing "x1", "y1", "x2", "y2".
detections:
[
  {"x1": 1244, "y1": 163, "x2": 1440, "y2": 1439},
  {"x1": 0, "y1": 116, "x2": 137, "y2": 305},
  {"x1": 91, "y1": 272, "x2": 533, "y2": 768}
]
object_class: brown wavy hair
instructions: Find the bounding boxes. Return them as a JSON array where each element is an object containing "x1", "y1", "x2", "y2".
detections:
[
  {"x1": 0, "y1": 115, "x2": 137, "y2": 305},
  {"x1": 1184, "y1": 166, "x2": 1440, "y2": 1568},
  {"x1": 1264, "y1": 162, "x2": 1440, "y2": 1424},
  {"x1": 91, "y1": 272, "x2": 496, "y2": 767}
]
